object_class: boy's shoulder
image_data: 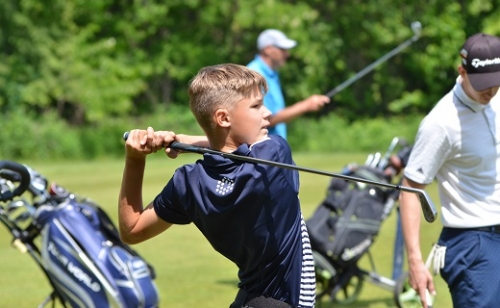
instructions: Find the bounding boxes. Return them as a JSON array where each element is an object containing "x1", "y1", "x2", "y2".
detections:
[
  {"x1": 251, "y1": 135, "x2": 289, "y2": 148},
  {"x1": 250, "y1": 135, "x2": 292, "y2": 160}
]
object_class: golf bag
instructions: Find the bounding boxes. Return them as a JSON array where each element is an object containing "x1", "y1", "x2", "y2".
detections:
[
  {"x1": 308, "y1": 138, "x2": 417, "y2": 306},
  {"x1": 306, "y1": 165, "x2": 397, "y2": 269},
  {"x1": 0, "y1": 160, "x2": 159, "y2": 308}
]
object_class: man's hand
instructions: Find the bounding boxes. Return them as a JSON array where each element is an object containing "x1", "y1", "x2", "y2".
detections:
[
  {"x1": 301, "y1": 94, "x2": 331, "y2": 112},
  {"x1": 408, "y1": 259, "x2": 436, "y2": 308}
]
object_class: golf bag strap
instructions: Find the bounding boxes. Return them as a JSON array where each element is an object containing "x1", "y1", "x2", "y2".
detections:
[{"x1": 229, "y1": 289, "x2": 293, "y2": 308}]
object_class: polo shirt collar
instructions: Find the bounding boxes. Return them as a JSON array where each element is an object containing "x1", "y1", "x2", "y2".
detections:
[
  {"x1": 203, "y1": 143, "x2": 252, "y2": 166},
  {"x1": 454, "y1": 77, "x2": 487, "y2": 113},
  {"x1": 255, "y1": 55, "x2": 277, "y2": 77}
]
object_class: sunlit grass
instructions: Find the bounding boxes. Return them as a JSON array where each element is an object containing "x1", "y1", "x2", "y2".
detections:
[{"x1": 0, "y1": 153, "x2": 450, "y2": 307}]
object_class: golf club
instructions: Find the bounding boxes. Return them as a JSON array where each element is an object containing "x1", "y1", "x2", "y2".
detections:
[
  {"x1": 122, "y1": 132, "x2": 437, "y2": 223},
  {"x1": 377, "y1": 136, "x2": 407, "y2": 170},
  {"x1": 325, "y1": 21, "x2": 422, "y2": 98}
]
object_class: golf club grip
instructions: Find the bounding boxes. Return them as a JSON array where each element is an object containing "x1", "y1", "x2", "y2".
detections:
[
  {"x1": 122, "y1": 132, "x2": 202, "y2": 153},
  {"x1": 170, "y1": 141, "x2": 206, "y2": 154}
]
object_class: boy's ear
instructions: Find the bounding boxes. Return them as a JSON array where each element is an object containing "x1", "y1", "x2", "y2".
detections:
[{"x1": 214, "y1": 108, "x2": 231, "y2": 128}]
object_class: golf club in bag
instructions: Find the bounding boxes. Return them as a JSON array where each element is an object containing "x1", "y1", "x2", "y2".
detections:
[
  {"x1": 305, "y1": 137, "x2": 433, "y2": 307},
  {"x1": 0, "y1": 160, "x2": 159, "y2": 308}
]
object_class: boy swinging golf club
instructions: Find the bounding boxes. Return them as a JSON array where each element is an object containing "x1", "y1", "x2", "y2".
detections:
[
  {"x1": 119, "y1": 63, "x2": 316, "y2": 308},
  {"x1": 120, "y1": 63, "x2": 437, "y2": 307}
]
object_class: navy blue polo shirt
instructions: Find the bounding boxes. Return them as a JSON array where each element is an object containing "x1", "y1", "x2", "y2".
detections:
[{"x1": 154, "y1": 135, "x2": 305, "y2": 305}]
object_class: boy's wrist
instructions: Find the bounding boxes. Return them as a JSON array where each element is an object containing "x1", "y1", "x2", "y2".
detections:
[{"x1": 125, "y1": 154, "x2": 147, "y2": 164}]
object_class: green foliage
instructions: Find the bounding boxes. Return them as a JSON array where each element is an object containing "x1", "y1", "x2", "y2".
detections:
[
  {"x1": 0, "y1": 110, "x2": 83, "y2": 160},
  {"x1": 288, "y1": 114, "x2": 421, "y2": 153},
  {"x1": 2, "y1": 0, "x2": 500, "y2": 157},
  {"x1": 0, "y1": 106, "x2": 204, "y2": 160},
  {"x1": 1, "y1": 106, "x2": 420, "y2": 160}
]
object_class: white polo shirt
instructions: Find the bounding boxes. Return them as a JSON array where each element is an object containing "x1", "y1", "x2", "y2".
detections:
[{"x1": 404, "y1": 77, "x2": 500, "y2": 228}]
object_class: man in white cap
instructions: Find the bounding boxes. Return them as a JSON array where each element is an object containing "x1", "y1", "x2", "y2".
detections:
[
  {"x1": 247, "y1": 29, "x2": 330, "y2": 139},
  {"x1": 399, "y1": 33, "x2": 500, "y2": 308}
]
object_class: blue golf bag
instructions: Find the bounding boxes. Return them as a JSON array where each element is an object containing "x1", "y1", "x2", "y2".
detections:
[{"x1": 0, "y1": 160, "x2": 159, "y2": 308}]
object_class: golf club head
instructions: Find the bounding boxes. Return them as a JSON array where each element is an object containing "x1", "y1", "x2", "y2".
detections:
[
  {"x1": 389, "y1": 137, "x2": 400, "y2": 150},
  {"x1": 13, "y1": 211, "x2": 32, "y2": 224},
  {"x1": 411, "y1": 21, "x2": 422, "y2": 39},
  {"x1": 370, "y1": 152, "x2": 381, "y2": 168},
  {"x1": 417, "y1": 191, "x2": 438, "y2": 223},
  {"x1": 365, "y1": 153, "x2": 374, "y2": 166},
  {"x1": 7, "y1": 199, "x2": 26, "y2": 213},
  {"x1": 378, "y1": 137, "x2": 401, "y2": 169}
]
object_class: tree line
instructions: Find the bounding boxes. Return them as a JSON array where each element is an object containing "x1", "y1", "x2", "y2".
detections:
[{"x1": 1, "y1": 0, "x2": 499, "y2": 127}]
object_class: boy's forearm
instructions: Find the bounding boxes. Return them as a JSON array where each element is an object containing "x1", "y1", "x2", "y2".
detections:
[
  {"x1": 176, "y1": 134, "x2": 209, "y2": 147},
  {"x1": 118, "y1": 157, "x2": 146, "y2": 241}
]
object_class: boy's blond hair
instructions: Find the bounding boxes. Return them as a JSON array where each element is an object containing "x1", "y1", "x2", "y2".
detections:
[{"x1": 188, "y1": 63, "x2": 268, "y2": 133}]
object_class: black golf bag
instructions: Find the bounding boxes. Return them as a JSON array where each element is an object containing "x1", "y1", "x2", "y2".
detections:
[
  {"x1": 307, "y1": 139, "x2": 415, "y2": 305},
  {"x1": 307, "y1": 165, "x2": 397, "y2": 270},
  {"x1": 0, "y1": 160, "x2": 159, "y2": 308}
]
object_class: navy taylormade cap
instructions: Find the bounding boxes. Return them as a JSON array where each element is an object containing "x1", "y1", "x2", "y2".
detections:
[
  {"x1": 257, "y1": 29, "x2": 297, "y2": 50},
  {"x1": 460, "y1": 33, "x2": 500, "y2": 91}
]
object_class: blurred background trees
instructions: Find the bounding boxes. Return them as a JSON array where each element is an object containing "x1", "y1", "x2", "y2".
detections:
[{"x1": 1, "y1": 0, "x2": 500, "y2": 158}]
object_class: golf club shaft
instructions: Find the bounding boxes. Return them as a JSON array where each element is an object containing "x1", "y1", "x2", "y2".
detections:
[
  {"x1": 169, "y1": 141, "x2": 437, "y2": 223},
  {"x1": 325, "y1": 21, "x2": 422, "y2": 98},
  {"x1": 122, "y1": 132, "x2": 437, "y2": 222}
]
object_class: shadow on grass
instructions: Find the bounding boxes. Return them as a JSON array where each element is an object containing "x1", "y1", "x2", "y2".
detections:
[
  {"x1": 216, "y1": 279, "x2": 399, "y2": 308},
  {"x1": 217, "y1": 278, "x2": 239, "y2": 287},
  {"x1": 317, "y1": 297, "x2": 397, "y2": 308}
]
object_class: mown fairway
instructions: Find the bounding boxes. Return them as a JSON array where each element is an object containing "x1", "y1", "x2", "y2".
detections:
[{"x1": 0, "y1": 152, "x2": 451, "y2": 307}]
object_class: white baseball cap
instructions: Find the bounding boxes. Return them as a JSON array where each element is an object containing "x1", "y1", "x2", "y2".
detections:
[{"x1": 257, "y1": 29, "x2": 297, "y2": 50}]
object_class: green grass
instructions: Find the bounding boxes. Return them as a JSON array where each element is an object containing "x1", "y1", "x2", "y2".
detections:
[{"x1": 0, "y1": 153, "x2": 451, "y2": 307}]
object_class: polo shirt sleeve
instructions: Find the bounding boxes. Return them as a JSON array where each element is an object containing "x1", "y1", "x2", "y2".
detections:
[
  {"x1": 153, "y1": 168, "x2": 192, "y2": 225},
  {"x1": 404, "y1": 116, "x2": 451, "y2": 184}
]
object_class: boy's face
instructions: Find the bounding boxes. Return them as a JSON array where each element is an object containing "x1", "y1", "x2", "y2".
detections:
[{"x1": 227, "y1": 92, "x2": 271, "y2": 145}]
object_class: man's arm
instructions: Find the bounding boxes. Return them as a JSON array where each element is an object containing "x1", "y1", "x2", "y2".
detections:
[
  {"x1": 399, "y1": 177, "x2": 435, "y2": 308},
  {"x1": 269, "y1": 94, "x2": 330, "y2": 126}
]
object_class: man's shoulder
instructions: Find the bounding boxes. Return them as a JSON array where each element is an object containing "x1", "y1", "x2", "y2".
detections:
[
  {"x1": 247, "y1": 57, "x2": 264, "y2": 73},
  {"x1": 425, "y1": 91, "x2": 457, "y2": 121}
]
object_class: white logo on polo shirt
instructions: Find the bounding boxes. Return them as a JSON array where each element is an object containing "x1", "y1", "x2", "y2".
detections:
[{"x1": 216, "y1": 177, "x2": 234, "y2": 195}]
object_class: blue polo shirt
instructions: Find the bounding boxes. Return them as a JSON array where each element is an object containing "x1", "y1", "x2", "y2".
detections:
[
  {"x1": 247, "y1": 55, "x2": 287, "y2": 139},
  {"x1": 154, "y1": 136, "x2": 312, "y2": 306}
]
